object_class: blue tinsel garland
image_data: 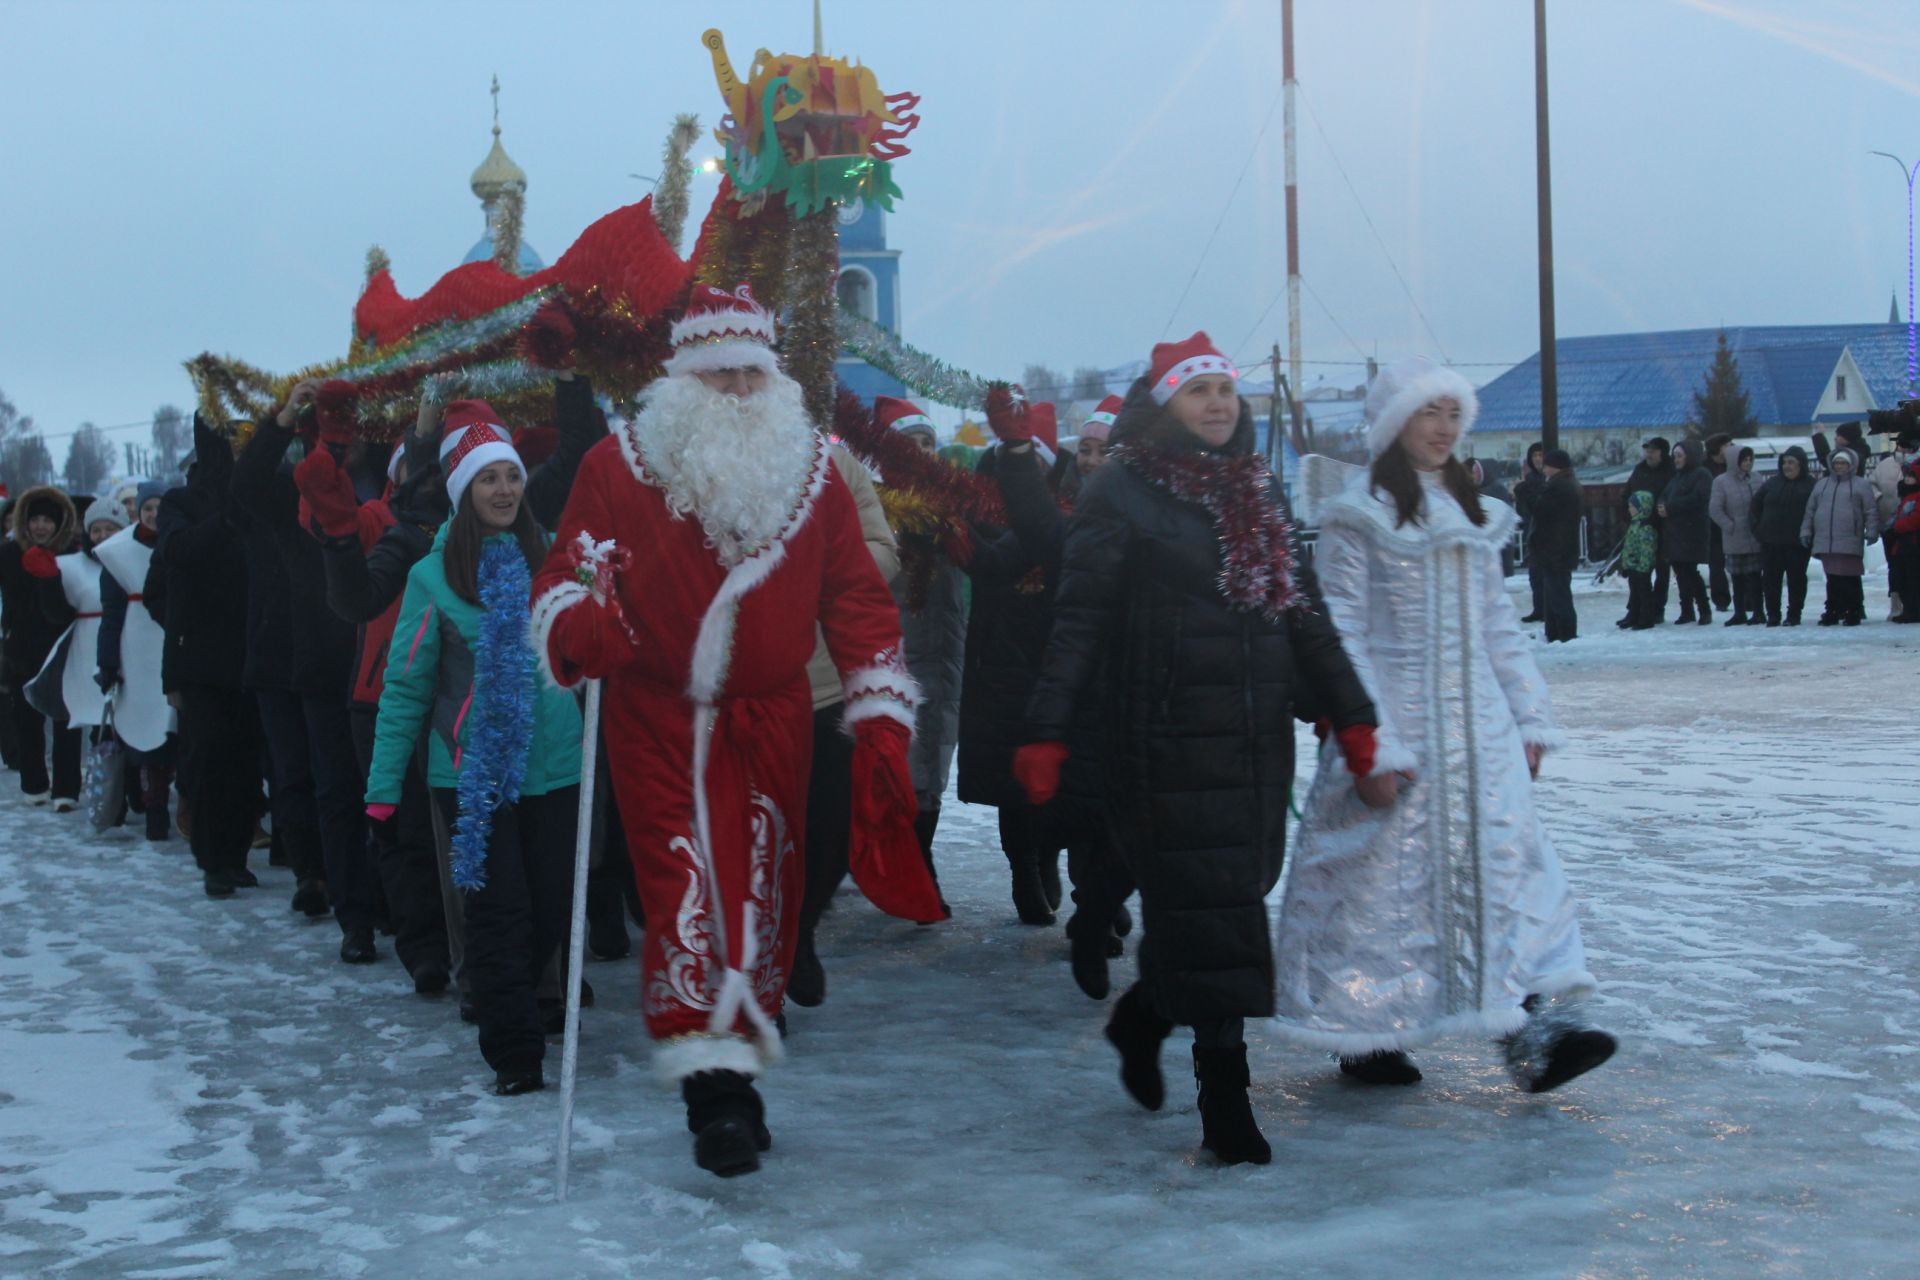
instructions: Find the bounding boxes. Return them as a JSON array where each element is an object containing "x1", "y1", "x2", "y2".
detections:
[{"x1": 450, "y1": 538, "x2": 537, "y2": 891}]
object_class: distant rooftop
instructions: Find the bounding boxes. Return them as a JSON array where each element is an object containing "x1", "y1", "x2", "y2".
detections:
[{"x1": 1475, "y1": 323, "x2": 1914, "y2": 433}]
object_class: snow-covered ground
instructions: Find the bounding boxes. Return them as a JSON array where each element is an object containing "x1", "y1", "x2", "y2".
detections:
[{"x1": 2, "y1": 573, "x2": 1917, "y2": 1279}]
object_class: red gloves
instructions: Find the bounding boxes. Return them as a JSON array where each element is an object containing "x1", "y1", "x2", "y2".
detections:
[
  {"x1": 293, "y1": 450, "x2": 362, "y2": 539},
  {"x1": 1334, "y1": 724, "x2": 1379, "y2": 778},
  {"x1": 21, "y1": 546, "x2": 59, "y2": 578},
  {"x1": 983, "y1": 382, "x2": 1031, "y2": 445},
  {"x1": 365, "y1": 802, "x2": 397, "y2": 823},
  {"x1": 1013, "y1": 741, "x2": 1069, "y2": 806},
  {"x1": 848, "y1": 719, "x2": 948, "y2": 923},
  {"x1": 545, "y1": 596, "x2": 638, "y2": 683}
]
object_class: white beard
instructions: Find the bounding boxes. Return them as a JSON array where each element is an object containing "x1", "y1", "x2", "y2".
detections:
[{"x1": 625, "y1": 371, "x2": 818, "y2": 565}]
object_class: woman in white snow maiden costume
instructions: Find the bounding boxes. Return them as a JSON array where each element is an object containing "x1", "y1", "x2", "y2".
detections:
[{"x1": 1272, "y1": 357, "x2": 1617, "y2": 1093}]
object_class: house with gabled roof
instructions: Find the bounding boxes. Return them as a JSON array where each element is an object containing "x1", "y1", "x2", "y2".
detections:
[{"x1": 1470, "y1": 322, "x2": 1912, "y2": 467}]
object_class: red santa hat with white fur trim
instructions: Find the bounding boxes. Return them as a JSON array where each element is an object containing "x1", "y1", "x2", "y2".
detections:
[
  {"x1": 1362, "y1": 356, "x2": 1479, "y2": 459},
  {"x1": 875, "y1": 395, "x2": 937, "y2": 445},
  {"x1": 664, "y1": 283, "x2": 780, "y2": 378},
  {"x1": 1080, "y1": 394, "x2": 1124, "y2": 443},
  {"x1": 1147, "y1": 332, "x2": 1238, "y2": 405},
  {"x1": 438, "y1": 400, "x2": 522, "y2": 510}
]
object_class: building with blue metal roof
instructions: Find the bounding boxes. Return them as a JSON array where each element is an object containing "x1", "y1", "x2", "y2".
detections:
[{"x1": 1471, "y1": 323, "x2": 1913, "y2": 466}]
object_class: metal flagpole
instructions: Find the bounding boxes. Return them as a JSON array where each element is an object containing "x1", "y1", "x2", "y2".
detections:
[{"x1": 555, "y1": 677, "x2": 603, "y2": 1201}]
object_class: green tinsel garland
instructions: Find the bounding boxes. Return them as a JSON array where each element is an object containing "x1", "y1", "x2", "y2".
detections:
[{"x1": 837, "y1": 312, "x2": 993, "y2": 410}]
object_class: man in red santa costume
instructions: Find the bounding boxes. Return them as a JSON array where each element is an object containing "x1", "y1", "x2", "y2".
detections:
[{"x1": 531, "y1": 283, "x2": 941, "y2": 1178}]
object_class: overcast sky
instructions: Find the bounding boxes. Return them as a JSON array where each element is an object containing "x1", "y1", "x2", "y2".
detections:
[{"x1": 4, "y1": 0, "x2": 1918, "y2": 450}]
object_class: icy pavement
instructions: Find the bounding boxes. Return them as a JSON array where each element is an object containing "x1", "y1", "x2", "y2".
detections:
[{"x1": 1, "y1": 578, "x2": 1917, "y2": 1278}]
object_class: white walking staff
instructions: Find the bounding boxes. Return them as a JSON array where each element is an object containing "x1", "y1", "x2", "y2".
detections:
[{"x1": 555, "y1": 676, "x2": 602, "y2": 1202}]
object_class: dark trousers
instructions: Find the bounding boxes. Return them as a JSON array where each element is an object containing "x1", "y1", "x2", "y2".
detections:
[
  {"x1": 1652, "y1": 555, "x2": 1671, "y2": 614},
  {"x1": 8, "y1": 696, "x2": 81, "y2": 800},
  {"x1": 1527, "y1": 562, "x2": 1546, "y2": 618},
  {"x1": 996, "y1": 801, "x2": 1058, "y2": 878},
  {"x1": 432, "y1": 787, "x2": 578, "y2": 1075},
  {"x1": 1542, "y1": 566, "x2": 1578, "y2": 641},
  {"x1": 1625, "y1": 570, "x2": 1656, "y2": 628},
  {"x1": 1709, "y1": 528, "x2": 1730, "y2": 608},
  {"x1": 800, "y1": 704, "x2": 853, "y2": 933},
  {"x1": 1672, "y1": 562, "x2": 1709, "y2": 618},
  {"x1": 1761, "y1": 544, "x2": 1811, "y2": 622},
  {"x1": 1823, "y1": 573, "x2": 1865, "y2": 620},
  {"x1": 177, "y1": 686, "x2": 261, "y2": 873},
  {"x1": 352, "y1": 705, "x2": 450, "y2": 976},
  {"x1": 256, "y1": 688, "x2": 377, "y2": 931}
]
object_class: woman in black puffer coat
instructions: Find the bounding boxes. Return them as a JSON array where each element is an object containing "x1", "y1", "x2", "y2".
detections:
[
  {"x1": 1659, "y1": 440, "x2": 1715, "y2": 623},
  {"x1": 1018, "y1": 335, "x2": 1379, "y2": 1166}
]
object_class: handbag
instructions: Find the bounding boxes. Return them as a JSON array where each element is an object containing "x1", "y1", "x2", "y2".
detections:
[{"x1": 83, "y1": 702, "x2": 126, "y2": 833}]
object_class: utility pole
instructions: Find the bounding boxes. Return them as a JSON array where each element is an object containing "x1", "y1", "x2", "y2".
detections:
[
  {"x1": 1534, "y1": 0, "x2": 1559, "y2": 452},
  {"x1": 1869, "y1": 150, "x2": 1920, "y2": 395},
  {"x1": 1269, "y1": 342, "x2": 1285, "y2": 473},
  {"x1": 1282, "y1": 0, "x2": 1306, "y2": 457}
]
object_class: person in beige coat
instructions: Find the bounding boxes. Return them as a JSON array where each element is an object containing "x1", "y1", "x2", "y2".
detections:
[{"x1": 789, "y1": 443, "x2": 904, "y2": 1008}]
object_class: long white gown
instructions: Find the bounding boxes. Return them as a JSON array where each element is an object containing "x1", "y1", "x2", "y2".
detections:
[{"x1": 1271, "y1": 471, "x2": 1594, "y2": 1054}]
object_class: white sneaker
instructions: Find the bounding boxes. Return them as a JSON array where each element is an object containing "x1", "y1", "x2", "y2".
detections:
[
  {"x1": 52, "y1": 798, "x2": 77, "y2": 814},
  {"x1": 24, "y1": 791, "x2": 50, "y2": 806}
]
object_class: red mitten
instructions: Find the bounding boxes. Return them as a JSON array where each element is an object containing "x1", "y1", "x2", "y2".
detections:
[
  {"x1": 21, "y1": 546, "x2": 60, "y2": 578},
  {"x1": 314, "y1": 380, "x2": 359, "y2": 446},
  {"x1": 365, "y1": 802, "x2": 397, "y2": 823},
  {"x1": 848, "y1": 719, "x2": 947, "y2": 923},
  {"x1": 1334, "y1": 724, "x2": 1379, "y2": 778},
  {"x1": 983, "y1": 381, "x2": 1031, "y2": 445},
  {"x1": 1012, "y1": 741, "x2": 1069, "y2": 806},
  {"x1": 544, "y1": 596, "x2": 638, "y2": 683},
  {"x1": 293, "y1": 450, "x2": 362, "y2": 539}
]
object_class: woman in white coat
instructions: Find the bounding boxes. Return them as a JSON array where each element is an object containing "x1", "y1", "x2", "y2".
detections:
[
  {"x1": 1272, "y1": 357, "x2": 1615, "y2": 1094},
  {"x1": 95, "y1": 481, "x2": 178, "y2": 839},
  {"x1": 40, "y1": 496, "x2": 130, "y2": 732}
]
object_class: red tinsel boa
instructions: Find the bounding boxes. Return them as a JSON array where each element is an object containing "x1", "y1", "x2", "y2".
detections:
[
  {"x1": 832, "y1": 388, "x2": 1006, "y2": 525},
  {"x1": 1111, "y1": 438, "x2": 1304, "y2": 619}
]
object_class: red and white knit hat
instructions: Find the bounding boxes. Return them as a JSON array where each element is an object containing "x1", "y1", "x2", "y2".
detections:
[
  {"x1": 438, "y1": 400, "x2": 522, "y2": 510},
  {"x1": 664, "y1": 283, "x2": 779, "y2": 378},
  {"x1": 1147, "y1": 332, "x2": 1238, "y2": 406},
  {"x1": 1080, "y1": 394, "x2": 1124, "y2": 442},
  {"x1": 875, "y1": 395, "x2": 936, "y2": 443}
]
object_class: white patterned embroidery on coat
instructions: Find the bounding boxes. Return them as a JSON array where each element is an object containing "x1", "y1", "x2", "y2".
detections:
[
  {"x1": 644, "y1": 836, "x2": 719, "y2": 1017},
  {"x1": 746, "y1": 791, "x2": 792, "y2": 1003}
]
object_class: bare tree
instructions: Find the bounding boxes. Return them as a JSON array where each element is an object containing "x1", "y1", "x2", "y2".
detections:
[
  {"x1": 0, "y1": 387, "x2": 54, "y2": 494},
  {"x1": 1020, "y1": 364, "x2": 1065, "y2": 404},
  {"x1": 1072, "y1": 366, "x2": 1110, "y2": 402},
  {"x1": 151, "y1": 404, "x2": 188, "y2": 474},
  {"x1": 63, "y1": 423, "x2": 115, "y2": 495}
]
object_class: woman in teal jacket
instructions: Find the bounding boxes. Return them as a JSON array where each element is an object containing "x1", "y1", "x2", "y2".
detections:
[{"x1": 368, "y1": 405, "x2": 583, "y2": 1096}]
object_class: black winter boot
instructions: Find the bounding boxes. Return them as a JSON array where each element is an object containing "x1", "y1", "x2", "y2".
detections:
[
  {"x1": 912, "y1": 805, "x2": 950, "y2": 922},
  {"x1": 1008, "y1": 854, "x2": 1054, "y2": 926},
  {"x1": 1192, "y1": 1045, "x2": 1272, "y2": 1166},
  {"x1": 1105, "y1": 984, "x2": 1174, "y2": 1110},
  {"x1": 495, "y1": 1065, "x2": 545, "y2": 1096},
  {"x1": 1501, "y1": 995, "x2": 1618, "y2": 1093},
  {"x1": 1338, "y1": 1049, "x2": 1423, "y2": 1085},
  {"x1": 1038, "y1": 850, "x2": 1063, "y2": 914},
  {"x1": 682, "y1": 1070, "x2": 771, "y2": 1177},
  {"x1": 787, "y1": 929, "x2": 827, "y2": 1008},
  {"x1": 1065, "y1": 911, "x2": 1113, "y2": 1000}
]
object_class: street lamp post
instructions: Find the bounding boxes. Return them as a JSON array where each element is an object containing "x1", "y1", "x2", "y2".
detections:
[{"x1": 1870, "y1": 149, "x2": 1920, "y2": 397}]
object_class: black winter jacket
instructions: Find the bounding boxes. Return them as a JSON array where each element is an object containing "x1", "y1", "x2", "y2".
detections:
[
  {"x1": 1025, "y1": 388, "x2": 1375, "y2": 1025},
  {"x1": 1661, "y1": 464, "x2": 1714, "y2": 564},
  {"x1": 0, "y1": 488, "x2": 78, "y2": 690},
  {"x1": 1528, "y1": 471, "x2": 1584, "y2": 571},
  {"x1": 1750, "y1": 450, "x2": 1816, "y2": 548},
  {"x1": 232, "y1": 421, "x2": 356, "y2": 698},
  {"x1": 956, "y1": 446, "x2": 1058, "y2": 808},
  {"x1": 155, "y1": 416, "x2": 252, "y2": 692}
]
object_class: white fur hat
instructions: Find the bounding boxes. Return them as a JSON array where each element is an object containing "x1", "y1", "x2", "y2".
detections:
[
  {"x1": 83, "y1": 494, "x2": 127, "y2": 532},
  {"x1": 1363, "y1": 356, "x2": 1479, "y2": 459},
  {"x1": 663, "y1": 283, "x2": 779, "y2": 379}
]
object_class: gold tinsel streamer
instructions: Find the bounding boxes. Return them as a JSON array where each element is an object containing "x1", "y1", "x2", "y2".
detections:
[
  {"x1": 652, "y1": 113, "x2": 702, "y2": 254},
  {"x1": 491, "y1": 188, "x2": 526, "y2": 274},
  {"x1": 784, "y1": 203, "x2": 840, "y2": 427}
]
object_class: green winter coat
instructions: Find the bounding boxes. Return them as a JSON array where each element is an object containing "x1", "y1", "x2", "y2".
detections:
[
  {"x1": 1623, "y1": 490, "x2": 1658, "y2": 575},
  {"x1": 366, "y1": 525, "x2": 582, "y2": 806}
]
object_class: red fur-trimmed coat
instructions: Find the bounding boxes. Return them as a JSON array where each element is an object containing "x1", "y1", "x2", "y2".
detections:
[{"x1": 531, "y1": 427, "x2": 912, "y2": 1081}]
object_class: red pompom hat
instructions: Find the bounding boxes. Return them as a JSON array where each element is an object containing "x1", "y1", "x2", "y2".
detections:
[
  {"x1": 664, "y1": 283, "x2": 779, "y2": 378},
  {"x1": 1147, "y1": 332, "x2": 1238, "y2": 406},
  {"x1": 875, "y1": 396, "x2": 936, "y2": 443},
  {"x1": 1080, "y1": 393, "x2": 1124, "y2": 442},
  {"x1": 438, "y1": 400, "x2": 522, "y2": 510},
  {"x1": 1029, "y1": 403, "x2": 1059, "y2": 456}
]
